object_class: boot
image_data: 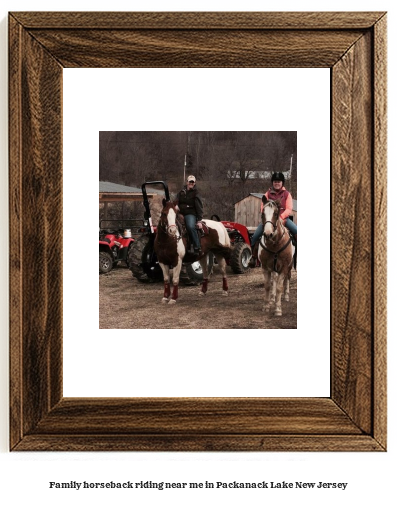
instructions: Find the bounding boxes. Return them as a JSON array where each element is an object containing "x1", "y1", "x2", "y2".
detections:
[
  {"x1": 249, "y1": 242, "x2": 259, "y2": 267},
  {"x1": 293, "y1": 234, "x2": 297, "y2": 268}
]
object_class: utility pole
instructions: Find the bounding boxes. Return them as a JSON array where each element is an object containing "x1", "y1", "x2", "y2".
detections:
[
  {"x1": 184, "y1": 131, "x2": 191, "y2": 184},
  {"x1": 290, "y1": 153, "x2": 296, "y2": 197}
]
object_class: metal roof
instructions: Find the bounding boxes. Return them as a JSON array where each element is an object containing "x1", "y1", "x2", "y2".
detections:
[
  {"x1": 99, "y1": 181, "x2": 163, "y2": 194},
  {"x1": 236, "y1": 193, "x2": 297, "y2": 211}
]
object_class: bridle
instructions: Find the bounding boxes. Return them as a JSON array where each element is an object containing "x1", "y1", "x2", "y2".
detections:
[
  {"x1": 262, "y1": 219, "x2": 277, "y2": 231},
  {"x1": 261, "y1": 202, "x2": 279, "y2": 235},
  {"x1": 158, "y1": 208, "x2": 182, "y2": 241}
]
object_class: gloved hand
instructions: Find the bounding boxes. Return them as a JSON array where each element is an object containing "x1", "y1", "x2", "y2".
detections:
[{"x1": 196, "y1": 221, "x2": 203, "y2": 229}]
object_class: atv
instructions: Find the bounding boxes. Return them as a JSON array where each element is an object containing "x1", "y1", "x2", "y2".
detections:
[
  {"x1": 209, "y1": 215, "x2": 254, "y2": 273},
  {"x1": 222, "y1": 220, "x2": 255, "y2": 273},
  {"x1": 99, "y1": 221, "x2": 135, "y2": 274}
]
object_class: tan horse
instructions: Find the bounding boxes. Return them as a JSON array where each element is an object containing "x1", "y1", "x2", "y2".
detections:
[
  {"x1": 258, "y1": 196, "x2": 295, "y2": 316},
  {"x1": 154, "y1": 200, "x2": 232, "y2": 304}
]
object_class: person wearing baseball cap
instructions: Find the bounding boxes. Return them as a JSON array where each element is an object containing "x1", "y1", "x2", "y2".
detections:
[
  {"x1": 175, "y1": 175, "x2": 204, "y2": 255},
  {"x1": 250, "y1": 171, "x2": 297, "y2": 251}
]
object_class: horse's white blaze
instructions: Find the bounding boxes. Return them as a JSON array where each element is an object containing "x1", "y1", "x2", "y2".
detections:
[
  {"x1": 167, "y1": 208, "x2": 177, "y2": 236},
  {"x1": 263, "y1": 204, "x2": 275, "y2": 236},
  {"x1": 202, "y1": 219, "x2": 231, "y2": 247}
]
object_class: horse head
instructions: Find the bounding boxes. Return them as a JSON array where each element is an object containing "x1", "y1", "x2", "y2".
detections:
[
  {"x1": 160, "y1": 199, "x2": 179, "y2": 237},
  {"x1": 261, "y1": 195, "x2": 281, "y2": 239}
]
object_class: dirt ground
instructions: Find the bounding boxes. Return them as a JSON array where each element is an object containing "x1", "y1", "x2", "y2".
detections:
[{"x1": 100, "y1": 263, "x2": 297, "y2": 329}]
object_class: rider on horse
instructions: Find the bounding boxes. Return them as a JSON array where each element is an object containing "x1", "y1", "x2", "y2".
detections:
[
  {"x1": 175, "y1": 175, "x2": 203, "y2": 255},
  {"x1": 251, "y1": 172, "x2": 297, "y2": 252}
]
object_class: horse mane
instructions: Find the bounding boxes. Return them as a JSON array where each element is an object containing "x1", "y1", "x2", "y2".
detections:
[
  {"x1": 264, "y1": 199, "x2": 280, "y2": 210},
  {"x1": 261, "y1": 199, "x2": 280, "y2": 220}
]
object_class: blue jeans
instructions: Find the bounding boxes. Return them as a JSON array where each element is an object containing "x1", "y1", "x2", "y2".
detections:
[
  {"x1": 184, "y1": 214, "x2": 200, "y2": 249},
  {"x1": 251, "y1": 218, "x2": 297, "y2": 246}
]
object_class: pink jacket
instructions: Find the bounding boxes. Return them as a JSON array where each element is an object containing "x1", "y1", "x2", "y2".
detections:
[{"x1": 261, "y1": 187, "x2": 293, "y2": 223}]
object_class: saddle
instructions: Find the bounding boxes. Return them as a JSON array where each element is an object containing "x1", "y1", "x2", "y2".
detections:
[
  {"x1": 176, "y1": 215, "x2": 210, "y2": 252},
  {"x1": 196, "y1": 220, "x2": 210, "y2": 236}
]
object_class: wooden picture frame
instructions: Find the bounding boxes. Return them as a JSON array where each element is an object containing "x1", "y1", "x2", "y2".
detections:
[{"x1": 9, "y1": 11, "x2": 387, "y2": 451}]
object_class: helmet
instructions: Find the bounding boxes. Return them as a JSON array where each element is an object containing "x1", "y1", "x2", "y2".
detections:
[{"x1": 271, "y1": 172, "x2": 285, "y2": 184}]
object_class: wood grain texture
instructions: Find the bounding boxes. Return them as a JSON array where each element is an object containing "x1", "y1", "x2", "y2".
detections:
[
  {"x1": 9, "y1": 14, "x2": 23, "y2": 450},
  {"x1": 11, "y1": 11, "x2": 386, "y2": 29},
  {"x1": 332, "y1": 32, "x2": 373, "y2": 434},
  {"x1": 31, "y1": 398, "x2": 362, "y2": 435},
  {"x1": 27, "y1": 29, "x2": 363, "y2": 68},
  {"x1": 373, "y1": 15, "x2": 387, "y2": 449},
  {"x1": 9, "y1": 11, "x2": 387, "y2": 452},
  {"x1": 9, "y1": 15, "x2": 64, "y2": 448},
  {"x1": 14, "y1": 435, "x2": 382, "y2": 452}
]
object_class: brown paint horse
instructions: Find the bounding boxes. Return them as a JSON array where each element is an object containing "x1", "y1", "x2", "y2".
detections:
[
  {"x1": 154, "y1": 200, "x2": 232, "y2": 304},
  {"x1": 258, "y1": 196, "x2": 295, "y2": 316}
]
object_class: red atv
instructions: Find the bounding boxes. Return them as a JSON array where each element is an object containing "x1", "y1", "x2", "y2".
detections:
[
  {"x1": 210, "y1": 215, "x2": 256, "y2": 273},
  {"x1": 99, "y1": 221, "x2": 135, "y2": 274},
  {"x1": 222, "y1": 220, "x2": 255, "y2": 273}
]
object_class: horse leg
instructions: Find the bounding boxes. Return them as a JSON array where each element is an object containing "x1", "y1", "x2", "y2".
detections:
[
  {"x1": 160, "y1": 263, "x2": 171, "y2": 303},
  {"x1": 215, "y1": 253, "x2": 228, "y2": 296},
  {"x1": 283, "y1": 270, "x2": 291, "y2": 302},
  {"x1": 274, "y1": 272, "x2": 286, "y2": 316},
  {"x1": 199, "y1": 254, "x2": 209, "y2": 297},
  {"x1": 270, "y1": 271, "x2": 277, "y2": 303},
  {"x1": 169, "y1": 258, "x2": 182, "y2": 304},
  {"x1": 262, "y1": 268, "x2": 272, "y2": 312}
]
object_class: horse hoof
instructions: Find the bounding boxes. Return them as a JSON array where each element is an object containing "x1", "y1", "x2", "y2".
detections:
[
  {"x1": 262, "y1": 305, "x2": 271, "y2": 313},
  {"x1": 169, "y1": 299, "x2": 177, "y2": 305},
  {"x1": 161, "y1": 297, "x2": 169, "y2": 304},
  {"x1": 222, "y1": 291, "x2": 228, "y2": 297},
  {"x1": 284, "y1": 294, "x2": 289, "y2": 302},
  {"x1": 199, "y1": 291, "x2": 206, "y2": 297},
  {"x1": 274, "y1": 309, "x2": 282, "y2": 317}
]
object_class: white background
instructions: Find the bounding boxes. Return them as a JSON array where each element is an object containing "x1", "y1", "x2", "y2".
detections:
[
  {"x1": 63, "y1": 68, "x2": 330, "y2": 398},
  {"x1": 0, "y1": 1, "x2": 395, "y2": 507}
]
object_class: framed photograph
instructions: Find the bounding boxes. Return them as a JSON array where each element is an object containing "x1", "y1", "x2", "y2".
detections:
[{"x1": 9, "y1": 11, "x2": 386, "y2": 451}]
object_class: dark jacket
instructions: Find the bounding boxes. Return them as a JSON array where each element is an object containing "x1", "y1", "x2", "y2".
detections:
[{"x1": 176, "y1": 186, "x2": 203, "y2": 221}]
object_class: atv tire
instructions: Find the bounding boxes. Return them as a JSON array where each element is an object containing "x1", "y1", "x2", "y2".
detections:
[
  {"x1": 99, "y1": 251, "x2": 113, "y2": 274},
  {"x1": 128, "y1": 234, "x2": 163, "y2": 283},
  {"x1": 179, "y1": 253, "x2": 214, "y2": 285},
  {"x1": 125, "y1": 244, "x2": 133, "y2": 269},
  {"x1": 230, "y1": 242, "x2": 252, "y2": 274}
]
